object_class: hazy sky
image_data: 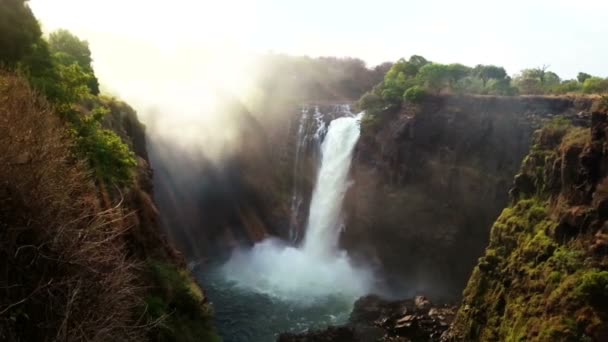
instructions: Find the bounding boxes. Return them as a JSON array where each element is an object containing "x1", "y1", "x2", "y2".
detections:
[{"x1": 28, "y1": 0, "x2": 608, "y2": 116}]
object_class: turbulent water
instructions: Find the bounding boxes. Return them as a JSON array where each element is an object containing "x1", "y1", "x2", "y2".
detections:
[{"x1": 201, "y1": 107, "x2": 373, "y2": 341}]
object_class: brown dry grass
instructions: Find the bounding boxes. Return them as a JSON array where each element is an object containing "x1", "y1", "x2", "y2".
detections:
[{"x1": 0, "y1": 73, "x2": 147, "y2": 341}]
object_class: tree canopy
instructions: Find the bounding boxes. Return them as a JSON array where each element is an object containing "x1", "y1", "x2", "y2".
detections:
[{"x1": 0, "y1": 0, "x2": 41, "y2": 67}]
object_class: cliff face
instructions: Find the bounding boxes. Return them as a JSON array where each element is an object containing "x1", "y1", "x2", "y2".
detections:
[
  {"x1": 0, "y1": 74, "x2": 218, "y2": 341},
  {"x1": 343, "y1": 95, "x2": 593, "y2": 298},
  {"x1": 448, "y1": 109, "x2": 608, "y2": 341}
]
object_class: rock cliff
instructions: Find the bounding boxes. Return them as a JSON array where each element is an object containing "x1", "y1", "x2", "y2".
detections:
[
  {"x1": 447, "y1": 105, "x2": 608, "y2": 341},
  {"x1": 343, "y1": 95, "x2": 593, "y2": 298}
]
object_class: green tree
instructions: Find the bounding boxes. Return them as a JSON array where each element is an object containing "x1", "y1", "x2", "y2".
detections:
[
  {"x1": 543, "y1": 71, "x2": 561, "y2": 89},
  {"x1": 0, "y1": 0, "x2": 41, "y2": 67},
  {"x1": 358, "y1": 91, "x2": 384, "y2": 113},
  {"x1": 513, "y1": 67, "x2": 559, "y2": 94},
  {"x1": 552, "y1": 80, "x2": 582, "y2": 94},
  {"x1": 577, "y1": 72, "x2": 592, "y2": 84},
  {"x1": 49, "y1": 29, "x2": 100, "y2": 94},
  {"x1": 381, "y1": 58, "x2": 421, "y2": 103},
  {"x1": 72, "y1": 107, "x2": 137, "y2": 185},
  {"x1": 446, "y1": 63, "x2": 472, "y2": 88},
  {"x1": 474, "y1": 65, "x2": 507, "y2": 87},
  {"x1": 582, "y1": 77, "x2": 608, "y2": 94},
  {"x1": 408, "y1": 55, "x2": 430, "y2": 69},
  {"x1": 417, "y1": 63, "x2": 451, "y2": 93},
  {"x1": 403, "y1": 85, "x2": 427, "y2": 103}
]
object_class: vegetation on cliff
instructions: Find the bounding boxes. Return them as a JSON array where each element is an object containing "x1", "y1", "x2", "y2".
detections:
[
  {"x1": 0, "y1": 1, "x2": 219, "y2": 341},
  {"x1": 449, "y1": 112, "x2": 608, "y2": 341},
  {"x1": 357, "y1": 55, "x2": 608, "y2": 132}
]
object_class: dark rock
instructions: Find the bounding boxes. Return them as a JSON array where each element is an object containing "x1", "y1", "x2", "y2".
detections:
[
  {"x1": 277, "y1": 326, "x2": 358, "y2": 342},
  {"x1": 555, "y1": 206, "x2": 593, "y2": 242},
  {"x1": 512, "y1": 173, "x2": 535, "y2": 200},
  {"x1": 278, "y1": 295, "x2": 456, "y2": 342}
]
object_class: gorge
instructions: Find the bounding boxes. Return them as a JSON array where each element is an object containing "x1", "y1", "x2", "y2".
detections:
[
  {"x1": 146, "y1": 94, "x2": 600, "y2": 341},
  {"x1": 3, "y1": 3, "x2": 608, "y2": 339}
]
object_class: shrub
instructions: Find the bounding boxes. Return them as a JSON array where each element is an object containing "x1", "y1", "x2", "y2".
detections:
[
  {"x1": 0, "y1": 73, "x2": 143, "y2": 341},
  {"x1": 357, "y1": 91, "x2": 383, "y2": 113},
  {"x1": 575, "y1": 271, "x2": 608, "y2": 307},
  {"x1": 403, "y1": 85, "x2": 427, "y2": 103},
  {"x1": 582, "y1": 77, "x2": 608, "y2": 94},
  {"x1": 71, "y1": 106, "x2": 137, "y2": 185},
  {"x1": 145, "y1": 261, "x2": 220, "y2": 342}
]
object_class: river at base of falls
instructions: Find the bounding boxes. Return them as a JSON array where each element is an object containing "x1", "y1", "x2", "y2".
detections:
[{"x1": 197, "y1": 265, "x2": 356, "y2": 342}]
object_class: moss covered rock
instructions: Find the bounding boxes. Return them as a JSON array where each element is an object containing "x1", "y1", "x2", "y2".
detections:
[{"x1": 448, "y1": 112, "x2": 608, "y2": 341}]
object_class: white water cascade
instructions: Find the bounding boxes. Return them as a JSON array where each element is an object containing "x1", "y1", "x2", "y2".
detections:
[
  {"x1": 303, "y1": 114, "x2": 362, "y2": 257},
  {"x1": 221, "y1": 107, "x2": 373, "y2": 304}
]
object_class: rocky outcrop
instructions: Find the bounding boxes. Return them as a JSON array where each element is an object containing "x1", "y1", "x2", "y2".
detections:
[
  {"x1": 342, "y1": 95, "x2": 594, "y2": 298},
  {"x1": 277, "y1": 295, "x2": 456, "y2": 342},
  {"x1": 447, "y1": 109, "x2": 608, "y2": 341}
]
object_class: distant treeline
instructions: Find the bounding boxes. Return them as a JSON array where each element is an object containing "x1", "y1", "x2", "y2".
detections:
[{"x1": 357, "y1": 55, "x2": 608, "y2": 118}]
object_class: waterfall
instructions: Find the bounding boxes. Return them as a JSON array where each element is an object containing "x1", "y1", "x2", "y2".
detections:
[
  {"x1": 303, "y1": 113, "x2": 362, "y2": 256},
  {"x1": 288, "y1": 106, "x2": 326, "y2": 242},
  {"x1": 221, "y1": 106, "x2": 372, "y2": 304}
]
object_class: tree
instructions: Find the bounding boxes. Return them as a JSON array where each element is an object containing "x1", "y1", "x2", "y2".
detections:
[
  {"x1": 358, "y1": 91, "x2": 384, "y2": 113},
  {"x1": 417, "y1": 63, "x2": 451, "y2": 93},
  {"x1": 552, "y1": 80, "x2": 582, "y2": 94},
  {"x1": 0, "y1": 0, "x2": 42, "y2": 67},
  {"x1": 582, "y1": 77, "x2": 608, "y2": 94},
  {"x1": 513, "y1": 67, "x2": 560, "y2": 94},
  {"x1": 474, "y1": 65, "x2": 507, "y2": 87},
  {"x1": 49, "y1": 29, "x2": 100, "y2": 94},
  {"x1": 408, "y1": 55, "x2": 430, "y2": 69},
  {"x1": 577, "y1": 72, "x2": 592, "y2": 84},
  {"x1": 381, "y1": 59, "x2": 420, "y2": 103},
  {"x1": 446, "y1": 63, "x2": 472, "y2": 88}
]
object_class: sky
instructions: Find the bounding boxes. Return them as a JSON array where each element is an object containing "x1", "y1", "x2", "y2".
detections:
[{"x1": 28, "y1": 0, "x2": 608, "y2": 117}]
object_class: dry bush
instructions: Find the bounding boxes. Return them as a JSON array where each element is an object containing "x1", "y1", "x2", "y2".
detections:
[{"x1": 0, "y1": 73, "x2": 146, "y2": 341}]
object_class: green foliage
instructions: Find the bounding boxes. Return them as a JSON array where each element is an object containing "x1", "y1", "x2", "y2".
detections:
[
  {"x1": 552, "y1": 79, "x2": 583, "y2": 94},
  {"x1": 577, "y1": 72, "x2": 592, "y2": 84},
  {"x1": 474, "y1": 65, "x2": 507, "y2": 86},
  {"x1": 445, "y1": 63, "x2": 472, "y2": 86},
  {"x1": 48, "y1": 29, "x2": 99, "y2": 94},
  {"x1": 417, "y1": 63, "x2": 450, "y2": 93},
  {"x1": 0, "y1": 0, "x2": 41, "y2": 68},
  {"x1": 403, "y1": 85, "x2": 426, "y2": 103},
  {"x1": 358, "y1": 91, "x2": 384, "y2": 113},
  {"x1": 582, "y1": 77, "x2": 608, "y2": 94},
  {"x1": 53, "y1": 63, "x2": 96, "y2": 114},
  {"x1": 381, "y1": 57, "x2": 424, "y2": 104},
  {"x1": 513, "y1": 67, "x2": 562, "y2": 94},
  {"x1": 4, "y1": 21, "x2": 136, "y2": 186},
  {"x1": 451, "y1": 124, "x2": 605, "y2": 341},
  {"x1": 145, "y1": 261, "x2": 221, "y2": 342},
  {"x1": 575, "y1": 271, "x2": 608, "y2": 308},
  {"x1": 72, "y1": 107, "x2": 137, "y2": 185}
]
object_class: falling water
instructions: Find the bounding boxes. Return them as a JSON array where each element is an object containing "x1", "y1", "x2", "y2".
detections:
[
  {"x1": 303, "y1": 113, "x2": 362, "y2": 257},
  {"x1": 220, "y1": 107, "x2": 371, "y2": 301},
  {"x1": 288, "y1": 106, "x2": 326, "y2": 242}
]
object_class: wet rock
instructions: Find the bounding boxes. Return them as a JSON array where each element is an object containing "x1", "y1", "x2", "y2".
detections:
[
  {"x1": 277, "y1": 295, "x2": 456, "y2": 342},
  {"x1": 414, "y1": 296, "x2": 431, "y2": 311}
]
